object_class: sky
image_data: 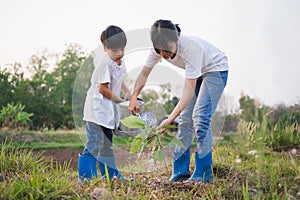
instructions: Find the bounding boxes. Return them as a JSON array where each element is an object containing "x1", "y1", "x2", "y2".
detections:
[{"x1": 1, "y1": 0, "x2": 300, "y2": 107}]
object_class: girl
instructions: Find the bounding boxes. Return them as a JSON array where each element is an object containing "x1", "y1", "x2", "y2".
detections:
[{"x1": 129, "y1": 19, "x2": 228, "y2": 183}]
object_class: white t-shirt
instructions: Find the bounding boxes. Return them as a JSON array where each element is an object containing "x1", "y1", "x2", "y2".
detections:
[
  {"x1": 83, "y1": 50, "x2": 127, "y2": 129},
  {"x1": 145, "y1": 35, "x2": 228, "y2": 79}
]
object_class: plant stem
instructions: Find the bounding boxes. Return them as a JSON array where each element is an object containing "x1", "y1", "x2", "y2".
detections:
[{"x1": 155, "y1": 134, "x2": 169, "y2": 174}]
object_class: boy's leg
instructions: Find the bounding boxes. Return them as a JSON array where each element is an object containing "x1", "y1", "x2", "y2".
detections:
[
  {"x1": 97, "y1": 127, "x2": 130, "y2": 180},
  {"x1": 83, "y1": 122, "x2": 104, "y2": 157},
  {"x1": 99, "y1": 126, "x2": 113, "y2": 157},
  {"x1": 78, "y1": 122, "x2": 103, "y2": 181}
]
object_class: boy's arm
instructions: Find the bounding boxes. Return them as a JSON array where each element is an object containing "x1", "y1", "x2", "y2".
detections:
[
  {"x1": 121, "y1": 81, "x2": 131, "y2": 100},
  {"x1": 98, "y1": 83, "x2": 124, "y2": 103}
]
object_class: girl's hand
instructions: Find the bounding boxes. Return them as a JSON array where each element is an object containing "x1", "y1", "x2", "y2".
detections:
[
  {"x1": 128, "y1": 97, "x2": 140, "y2": 115},
  {"x1": 157, "y1": 118, "x2": 171, "y2": 133}
]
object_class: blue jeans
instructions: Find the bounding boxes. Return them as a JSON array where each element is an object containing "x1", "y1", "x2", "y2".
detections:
[
  {"x1": 83, "y1": 121, "x2": 114, "y2": 157},
  {"x1": 174, "y1": 71, "x2": 228, "y2": 160}
]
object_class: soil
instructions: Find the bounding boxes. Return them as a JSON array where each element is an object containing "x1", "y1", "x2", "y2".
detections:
[
  {"x1": 34, "y1": 146, "x2": 300, "y2": 171},
  {"x1": 34, "y1": 148, "x2": 82, "y2": 169},
  {"x1": 31, "y1": 147, "x2": 300, "y2": 199},
  {"x1": 33, "y1": 147, "x2": 174, "y2": 172}
]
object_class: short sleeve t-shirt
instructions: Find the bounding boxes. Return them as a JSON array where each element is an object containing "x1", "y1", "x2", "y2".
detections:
[
  {"x1": 144, "y1": 35, "x2": 228, "y2": 79},
  {"x1": 83, "y1": 49, "x2": 127, "y2": 129}
]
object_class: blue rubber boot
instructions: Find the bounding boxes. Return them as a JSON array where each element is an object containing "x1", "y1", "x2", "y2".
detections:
[
  {"x1": 185, "y1": 151, "x2": 213, "y2": 183},
  {"x1": 169, "y1": 148, "x2": 191, "y2": 182},
  {"x1": 78, "y1": 154, "x2": 98, "y2": 182},
  {"x1": 98, "y1": 156, "x2": 133, "y2": 181}
]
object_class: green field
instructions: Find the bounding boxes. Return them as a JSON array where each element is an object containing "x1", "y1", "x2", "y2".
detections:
[{"x1": 0, "y1": 128, "x2": 299, "y2": 199}]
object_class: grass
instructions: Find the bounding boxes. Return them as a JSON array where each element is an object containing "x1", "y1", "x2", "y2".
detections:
[
  {"x1": 0, "y1": 129, "x2": 85, "y2": 149},
  {"x1": 0, "y1": 141, "x2": 84, "y2": 199},
  {"x1": 0, "y1": 129, "x2": 133, "y2": 150},
  {"x1": 0, "y1": 124, "x2": 299, "y2": 199}
]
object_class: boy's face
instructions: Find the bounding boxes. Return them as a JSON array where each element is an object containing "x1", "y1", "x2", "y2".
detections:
[{"x1": 104, "y1": 46, "x2": 125, "y2": 65}]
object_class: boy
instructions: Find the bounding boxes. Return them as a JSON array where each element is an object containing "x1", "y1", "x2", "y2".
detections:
[{"x1": 78, "y1": 25, "x2": 131, "y2": 181}]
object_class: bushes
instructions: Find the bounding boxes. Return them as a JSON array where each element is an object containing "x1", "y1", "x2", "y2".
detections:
[
  {"x1": 0, "y1": 102, "x2": 33, "y2": 129},
  {"x1": 237, "y1": 115, "x2": 300, "y2": 150},
  {"x1": 0, "y1": 44, "x2": 86, "y2": 130}
]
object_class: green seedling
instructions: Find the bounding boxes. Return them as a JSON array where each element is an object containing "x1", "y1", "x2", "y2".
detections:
[{"x1": 120, "y1": 116, "x2": 185, "y2": 170}]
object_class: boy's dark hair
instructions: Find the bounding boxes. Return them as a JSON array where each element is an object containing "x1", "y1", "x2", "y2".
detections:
[
  {"x1": 150, "y1": 19, "x2": 181, "y2": 53},
  {"x1": 101, "y1": 25, "x2": 127, "y2": 49}
]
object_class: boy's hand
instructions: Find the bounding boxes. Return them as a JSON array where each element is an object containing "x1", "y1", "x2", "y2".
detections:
[{"x1": 124, "y1": 92, "x2": 131, "y2": 101}]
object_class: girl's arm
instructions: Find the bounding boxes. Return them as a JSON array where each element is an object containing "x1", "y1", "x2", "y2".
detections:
[
  {"x1": 158, "y1": 78, "x2": 196, "y2": 132},
  {"x1": 129, "y1": 66, "x2": 153, "y2": 114},
  {"x1": 98, "y1": 83, "x2": 124, "y2": 103}
]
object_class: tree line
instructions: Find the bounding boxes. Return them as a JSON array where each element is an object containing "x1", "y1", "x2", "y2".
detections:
[
  {"x1": 0, "y1": 44, "x2": 85, "y2": 130},
  {"x1": 0, "y1": 44, "x2": 299, "y2": 131}
]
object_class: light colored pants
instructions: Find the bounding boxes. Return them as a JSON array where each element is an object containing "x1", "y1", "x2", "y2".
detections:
[
  {"x1": 83, "y1": 121, "x2": 114, "y2": 157},
  {"x1": 174, "y1": 71, "x2": 228, "y2": 160}
]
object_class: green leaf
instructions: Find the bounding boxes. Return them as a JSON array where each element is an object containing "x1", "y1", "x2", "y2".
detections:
[
  {"x1": 145, "y1": 135, "x2": 155, "y2": 145},
  {"x1": 162, "y1": 132, "x2": 175, "y2": 139},
  {"x1": 158, "y1": 149, "x2": 165, "y2": 161},
  {"x1": 162, "y1": 125, "x2": 178, "y2": 129},
  {"x1": 171, "y1": 137, "x2": 186, "y2": 149},
  {"x1": 153, "y1": 148, "x2": 165, "y2": 162},
  {"x1": 160, "y1": 137, "x2": 172, "y2": 146},
  {"x1": 135, "y1": 130, "x2": 149, "y2": 140},
  {"x1": 152, "y1": 148, "x2": 159, "y2": 161},
  {"x1": 120, "y1": 116, "x2": 145, "y2": 128},
  {"x1": 130, "y1": 137, "x2": 143, "y2": 153},
  {"x1": 151, "y1": 127, "x2": 157, "y2": 132}
]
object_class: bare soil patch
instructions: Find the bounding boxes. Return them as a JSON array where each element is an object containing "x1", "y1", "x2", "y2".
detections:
[{"x1": 34, "y1": 148, "x2": 82, "y2": 169}]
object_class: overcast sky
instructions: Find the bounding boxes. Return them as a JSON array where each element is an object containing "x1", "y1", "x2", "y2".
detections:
[{"x1": 1, "y1": 0, "x2": 299, "y2": 106}]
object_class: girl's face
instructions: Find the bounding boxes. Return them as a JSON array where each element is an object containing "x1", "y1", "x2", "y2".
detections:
[
  {"x1": 155, "y1": 41, "x2": 177, "y2": 59},
  {"x1": 104, "y1": 46, "x2": 125, "y2": 65}
]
